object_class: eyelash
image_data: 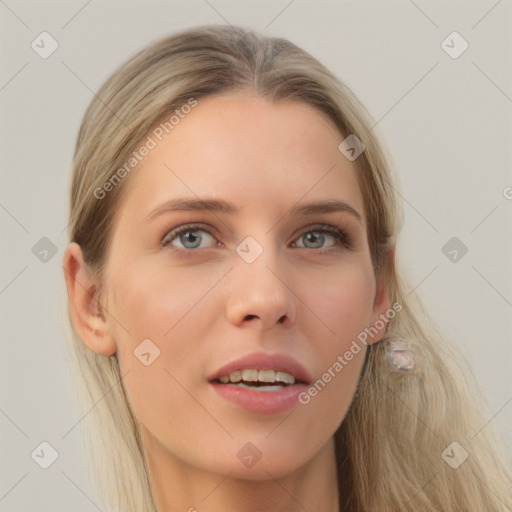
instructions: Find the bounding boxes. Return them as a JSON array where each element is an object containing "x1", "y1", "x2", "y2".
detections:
[{"x1": 161, "y1": 222, "x2": 353, "y2": 256}]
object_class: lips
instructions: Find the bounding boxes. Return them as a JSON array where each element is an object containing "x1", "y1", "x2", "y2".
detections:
[{"x1": 208, "y1": 352, "x2": 312, "y2": 414}]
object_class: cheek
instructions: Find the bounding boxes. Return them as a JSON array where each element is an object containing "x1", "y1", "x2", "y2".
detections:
[
  {"x1": 306, "y1": 261, "x2": 376, "y2": 345},
  {"x1": 104, "y1": 261, "x2": 223, "y2": 411},
  {"x1": 298, "y1": 263, "x2": 375, "y2": 419},
  {"x1": 107, "y1": 260, "x2": 217, "y2": 346}
]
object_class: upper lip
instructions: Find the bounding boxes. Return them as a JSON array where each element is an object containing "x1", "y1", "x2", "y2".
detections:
[{"x1": 208, "y1": 352, "x2": 312, "y2": 385}]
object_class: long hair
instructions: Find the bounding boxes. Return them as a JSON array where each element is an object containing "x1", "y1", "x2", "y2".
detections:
[{"x1": 64, "y1": 24, "x2": 511, "y2": 511}]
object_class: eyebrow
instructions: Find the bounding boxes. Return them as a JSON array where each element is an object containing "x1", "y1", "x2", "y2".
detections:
[{"x1": 145, "y1": 197, "x2": 363, "y2": 224}]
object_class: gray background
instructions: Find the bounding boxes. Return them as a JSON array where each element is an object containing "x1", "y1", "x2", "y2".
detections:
[{"x1": 1, "y1": 0, "x2": 511, "y2": 510}]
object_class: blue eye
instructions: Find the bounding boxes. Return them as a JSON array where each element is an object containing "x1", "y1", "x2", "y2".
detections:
[
  {"x1": 162, "y1": 224, "x2": 217, "y2": 250},
  {"x1": 293, "y1": 228, "x2": 346, "y2": 250}
]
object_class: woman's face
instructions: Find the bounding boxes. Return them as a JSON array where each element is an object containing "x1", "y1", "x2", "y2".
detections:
[{"x1": 98, "y1": 93, "x2": 390, "y2": 479}]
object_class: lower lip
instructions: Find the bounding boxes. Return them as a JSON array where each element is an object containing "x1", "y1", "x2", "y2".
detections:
[{"x1": 210, "y1": 382, "x2": 308, "y2": 414}]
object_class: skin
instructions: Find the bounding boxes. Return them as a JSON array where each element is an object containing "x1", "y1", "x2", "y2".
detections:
[{"x1": 64, "y1": 92, "x2": 391, "y2": 512}]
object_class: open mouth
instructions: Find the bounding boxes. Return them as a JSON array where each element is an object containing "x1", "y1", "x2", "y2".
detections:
[
  {"x1": 209, "y1": 358, "x2": 311, "y2": 413},
  {"x1": 208, "y1": 353, "x2": 312, "y2": 412}
]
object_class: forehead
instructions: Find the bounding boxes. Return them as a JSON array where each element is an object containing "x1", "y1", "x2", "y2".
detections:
[{"x1": 117, "y1": 93, "x2": 364, "y2": 224}]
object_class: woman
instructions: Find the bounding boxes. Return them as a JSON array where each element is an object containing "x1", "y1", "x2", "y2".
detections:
[{"x1": 62, "y1": 25, "x2": 511, "y2": 511}]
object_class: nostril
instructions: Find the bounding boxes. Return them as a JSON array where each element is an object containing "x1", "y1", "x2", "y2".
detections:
[{"x1": 242, "y1": 314, "x2": 287, "y2": 323}]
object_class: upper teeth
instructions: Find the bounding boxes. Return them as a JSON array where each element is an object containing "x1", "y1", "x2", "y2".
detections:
[{"x1": 218, "y1": 369, "x2": 296, "y2": 385}]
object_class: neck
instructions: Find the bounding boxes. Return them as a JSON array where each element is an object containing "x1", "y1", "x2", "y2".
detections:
[{"x1": 143, "y1": 431, "x2": 341, "y2": 512}]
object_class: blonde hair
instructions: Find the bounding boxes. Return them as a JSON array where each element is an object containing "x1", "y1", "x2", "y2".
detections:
[{"x1": 65, "y1": 25, "x2": 511, "y2": 511}]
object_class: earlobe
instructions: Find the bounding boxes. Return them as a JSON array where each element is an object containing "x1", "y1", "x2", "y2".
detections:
[{"x1": 63, "y1": 243, "x2": 117, "y2": 356}]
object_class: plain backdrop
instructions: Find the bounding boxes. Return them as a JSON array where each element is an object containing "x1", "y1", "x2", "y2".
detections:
[{"x1": 1, "y1": 1, "x2": 511, "y2": 510}]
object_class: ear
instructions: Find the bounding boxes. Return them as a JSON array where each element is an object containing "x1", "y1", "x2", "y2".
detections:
[
  {"x1": 367, "y1": 247, "x2": 395, "y2": 345},
  {"x1": 63, "y1": 242, "x2": 117, "y2": 356}
]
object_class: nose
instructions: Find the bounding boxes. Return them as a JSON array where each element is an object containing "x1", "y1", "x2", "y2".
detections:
[{"x1": 225, "y1": 241, "x2": 297, "y2": 330}]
